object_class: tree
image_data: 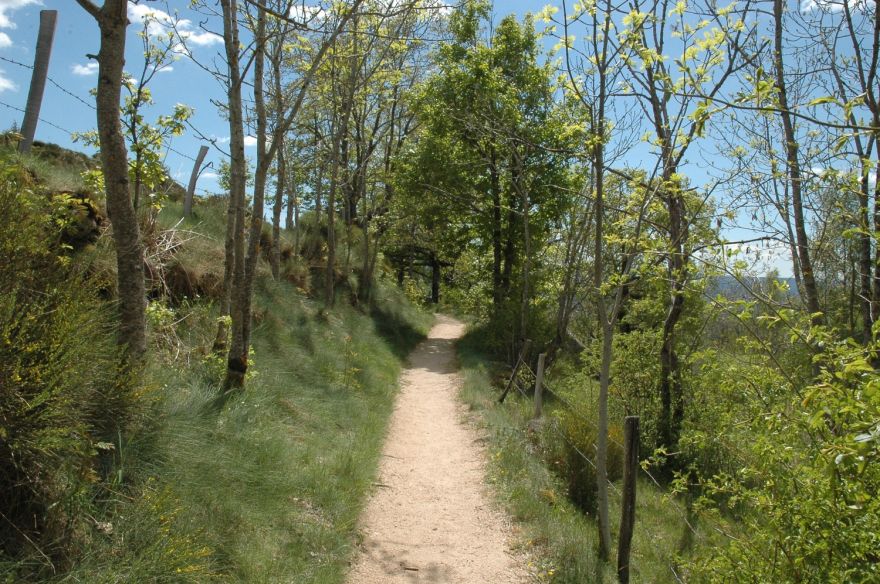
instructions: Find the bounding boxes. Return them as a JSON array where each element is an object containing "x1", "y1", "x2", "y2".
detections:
[
  {"x1": 615, "y1": 0, "x2": 754, "y2": 453},
  {"x1": 402, "y1": 4, "x2": 569, "y2": 354},
  {"x1": 223, "y1": 0, "x2": 364, "y2": 389},
  {"x1": 75, "y1": 0, "x2": 147, "y2": 360}
]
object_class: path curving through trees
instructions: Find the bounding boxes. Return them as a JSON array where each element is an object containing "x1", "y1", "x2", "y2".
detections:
[{"x1": 346, "y1": 315, "x2": 530, "y2": 584}]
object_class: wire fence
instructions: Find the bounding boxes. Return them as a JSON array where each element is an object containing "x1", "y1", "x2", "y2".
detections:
[
  {"x1": 1, "y1": 54, "x2": 201, "y2": 164},
  {"x1": 499, "y1": 350, "x2": 744, "y2": 582},
  {"x1": 0, "y1": 98, "x2": 75, "y2": 135}
]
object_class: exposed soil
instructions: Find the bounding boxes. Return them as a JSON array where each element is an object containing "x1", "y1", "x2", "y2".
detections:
[{"x1": 346, "y1": 315, "x2": 531, "y2": 584}]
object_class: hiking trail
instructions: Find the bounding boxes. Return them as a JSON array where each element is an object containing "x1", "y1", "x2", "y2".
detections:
[{"x1": 346, "y1": 315, "x2": 531, "y2": 583}]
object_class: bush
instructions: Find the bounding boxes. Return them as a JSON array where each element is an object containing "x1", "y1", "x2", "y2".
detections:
[
  {"x1": 0, "y1": 154, "x2": 127, "y2": 572},
  {"x1": 683, "y1": 325, "x2": 880, "y2": 582},
  {"x1": 599, "y1": 330, "x2": 663, "y2": 452},
  {"x1": 543, "y1": 390, "x2": 624, "y2": 515}
]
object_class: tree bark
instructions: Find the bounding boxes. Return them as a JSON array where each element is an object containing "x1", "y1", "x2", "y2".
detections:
[
  {"x1": 490, "y1": 149, "x2": 503, "y2": 308},
  {"x1": 325, "y1": 36, "x2": 359, "y2": 307},
  {"x1": 219, "y1": 0, "x2": 248, "y2": 385},
  {"x1": 774, "y1": 0, "x2": 823, "y2": 324},
  {"x1": 430, "y1": 253, "x2": 440, "y2": 304},
  {"x1": 76, "y1": 0, "x2": 146, "y2": 360},
  {"x1": 271, "y1": 144, "x2": 285, "y2": 280},
  {"x1": 226, "y1": 0, "x2": 268, "y2": 389},
  {"x1": 185, "y1": 145, "x2": 210, "y2": 219}
]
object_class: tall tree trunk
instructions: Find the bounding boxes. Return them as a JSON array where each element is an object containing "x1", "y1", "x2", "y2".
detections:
[
  {"x1": 325, "y1": 42, "x2": 358, "y2": 307},
  {"x1": 76, "y1": 0, "x2": 146, "y2": 361},
  {"x1": 326, "y1": 132, "x2": 341, "y2": 307},
  {"x1": 858, "y1": 169, "x2": 873, "y2": 342},
  {"x1": 226, "y1": 0, "x2": 268, "y2": 389},
  {"x1": 514, "y1": 155, "x2": 531, "y2": 343},
  {"x1": 271, "y1": 143, "x2": 286, "y2": 280},
  {"x1": 219, "y1": 0, "x2": 248, "y2": 388},
  {"x1": 430, "y1": 253, "x2": 440, "y2": 304},
  {"x1": 874, "y1": 160, "x2": 880, "y2": 330},
  {"x1": 592, "y1": 85, "x2": 612, "y2": 564},
  {"x1": 490, "y1": 150, "x2": 503, "y2": 308},
  {"x1": 285, "y1": 187, "x2": 294, "y2": 230},
  {"x1": 502, "y1": 192, "x2": 516, "y2": 298},
  {"x1": 292, "y1": 189, "x2": 300, "y2": 254},
  {"x1": 774, "y1": 0, "x2": 822, "y2": 324}
]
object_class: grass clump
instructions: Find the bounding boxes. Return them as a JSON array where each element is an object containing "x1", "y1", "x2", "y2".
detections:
[
  {"x1": 57, "y1": 277, "x2": 430, "y2": 583},
  {"x1": 0, "y1": 136, "x2": 433, "y2": 582},
  {"x1": 456, "y1": 327, "x2": 699, "y2": 584},
  {"x1": 0, "y1": 147, "x2": 134, "y2": 577}
]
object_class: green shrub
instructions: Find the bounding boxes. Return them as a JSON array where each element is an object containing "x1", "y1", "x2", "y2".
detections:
[
  {"x1": 0, "y1": 154, "x2": 125, "y2": 571},
  {"x1": 544, "y1": 392, "x2": 624, "y2": 515},
  {"x1": 683, "y1": 325, "x2": 880, "y2": 582}
]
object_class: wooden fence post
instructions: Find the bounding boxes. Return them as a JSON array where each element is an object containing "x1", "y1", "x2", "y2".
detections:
[
  {"x1": 498, "y1": 339, "x2": 531, "y2": 404},
  {"x1": 532, "y1": 352, "x2": 545, "y2": 419},
  {"x1": 19, "y1": 10, "x2": 58, "y2": 154},
  {"x1": 617, "y1": 415, "x2": 639, "y2": 584},
  {"x1": 184, "y1": 144, "x2": 209, "y2": 218}
]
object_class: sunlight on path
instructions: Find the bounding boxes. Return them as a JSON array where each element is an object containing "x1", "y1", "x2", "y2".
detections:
[{"x1": 345, "y1": 315, "x2": 530, "y2": 584}]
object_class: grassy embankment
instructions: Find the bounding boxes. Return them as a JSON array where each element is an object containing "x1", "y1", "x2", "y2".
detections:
[
  {"x1": 1, "y1": 140, "x2": 432, "y2": 583},
  {"x1": 456, "y1": 329, "x2": 723, "y2": 584}
]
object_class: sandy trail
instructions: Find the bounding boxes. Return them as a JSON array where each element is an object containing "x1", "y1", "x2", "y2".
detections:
[{"x1": 346, "y1": 315, "x2": 530, "y2": 584}]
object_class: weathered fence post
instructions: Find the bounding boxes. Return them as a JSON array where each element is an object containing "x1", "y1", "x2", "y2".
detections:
[
  {"x1": 19, "y1": 10, "x2": 58, "y2": 154},
  {"x1": 184, "y1": 144, "x2": 209, "y2": 218},
  {"x1": 617, "y1": 415, "x2": 640, "y2": 583},
  {"x1": 532, "y1": 352, "x2": 545, "y2": 419},
  {"x1": 498, "y1": 339, "x2": 531, "y2": 404}
]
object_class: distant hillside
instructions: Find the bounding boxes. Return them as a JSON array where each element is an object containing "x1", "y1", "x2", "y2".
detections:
[{"x1": 706, "y1": 274, "x2": 800, "y2": 301}]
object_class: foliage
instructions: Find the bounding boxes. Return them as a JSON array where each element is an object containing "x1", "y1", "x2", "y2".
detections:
[
  {"x1": 0, "y1": 153, "x2": 127, "y2": 571},
  {"x1": 680, "y1": 319, "x2": 880, "y2": 582},
  {"x1": 457, "y1": 328, "x2": 689, "y2": 584},
  {"x1": 535, "y1": 371, "x2": 625, "y2": 515}
]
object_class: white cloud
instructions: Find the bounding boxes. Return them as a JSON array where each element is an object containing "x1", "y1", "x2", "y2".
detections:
[
  {"x1": 127, "y1": 2, "x2": 222, "y2": 50},
  {"x1": 71, "y1": 62, "x2": 99, "y2": 76},
  {"x1": 0, "y1": 32, "x2": 11, "y2": 48},
  {"x1": 0, "y1": 0, "x2": 39, "y2": 29},
  {"x1": 288, "y1": 4, "x2": 326, "y2": 24},
  {"x1": 0, "y1": 69, "x2": 15, "y2": 92},
  {"x1": 201, "y1": 171, "x2": 219, "y2": 180},
  {"x1": 801, "y1": 0, "x2": 875, "y2": 12},
  {"x1": 243, "y1": 135, "x2": 258, "y2": 147},
  {"x1": 156, "y1": 65, "x2": 174, "y2": 73}
]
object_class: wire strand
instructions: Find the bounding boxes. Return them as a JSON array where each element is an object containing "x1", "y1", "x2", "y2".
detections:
[{"x1": 0, "y1": 98, "x2": 74, "y2": 135}]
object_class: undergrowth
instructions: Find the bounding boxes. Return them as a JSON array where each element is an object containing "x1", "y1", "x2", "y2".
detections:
[{"x1": 456, "y1": 328, "x2": 707, "y2": 584}]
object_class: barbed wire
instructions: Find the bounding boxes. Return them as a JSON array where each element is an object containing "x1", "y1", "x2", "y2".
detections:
[
  {"x1": 504, "y1": 358, "x2": 707, "y2": 581},
  {"x1": 507, "y1": 367, "x2": 622, "y2": 498},
  {"x1": 0, "y1": 98, "x2": 74, "y2": 135},
  {"x1": 511, "y1": 358, "x2": 736, "y2": 542},
  {"x1": 0, "y1": 62, "x2": 201, "y2": 165},
  {"x1": 0, "y1": 54, "x2": 32, "y2": 69},
  {"x1": 0, "y1": 55, "x2": 96, "y2": 111}
]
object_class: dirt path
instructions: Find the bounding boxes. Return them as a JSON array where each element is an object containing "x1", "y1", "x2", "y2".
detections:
[{"x1": 346, "y1": 315, "x2": 531, "y2": 584}]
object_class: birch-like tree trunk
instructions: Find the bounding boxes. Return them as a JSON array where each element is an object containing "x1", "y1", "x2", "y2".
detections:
[{"x1": 773, "y1": 0, "x2": 823, "y2": 324}]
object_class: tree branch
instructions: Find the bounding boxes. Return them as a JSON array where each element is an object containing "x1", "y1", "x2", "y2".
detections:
[{"x1": 74, "y1": 0, "x2": 101, "y2": 20}]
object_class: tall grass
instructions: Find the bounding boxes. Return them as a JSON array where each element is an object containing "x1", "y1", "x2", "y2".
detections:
[
  {"x1": 56, "y1": 278, "x2": 430, "y2": 583},
  {"x1": 456, "y1": 329, "x2": 704, "y2": 584},
  {"x1": 0, "y1": 136, "x2": 434, "y2": 582}
]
